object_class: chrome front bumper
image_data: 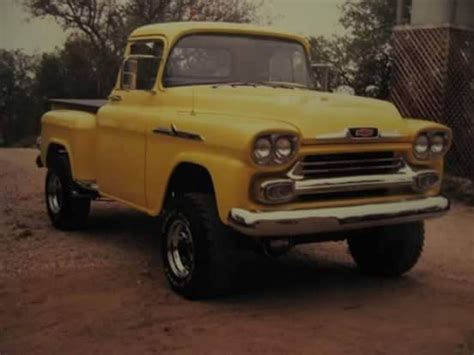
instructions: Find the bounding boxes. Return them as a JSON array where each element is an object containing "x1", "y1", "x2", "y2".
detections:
[{"x1": 228, "y1": 196, "x2": 449, "y2": 237}]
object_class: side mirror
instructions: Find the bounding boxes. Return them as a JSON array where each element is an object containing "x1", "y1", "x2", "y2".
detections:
[
  {"x1": 121, "y1": 55, "x2": 161, "y2": 91},
  {"x1": 311, "y1": 63, "x2": 334, "y2": 92}
]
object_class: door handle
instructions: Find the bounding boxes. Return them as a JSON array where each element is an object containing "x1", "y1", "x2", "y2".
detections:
[{"x1": 108, "y1": 95, "x2": 122, "y2": 102}]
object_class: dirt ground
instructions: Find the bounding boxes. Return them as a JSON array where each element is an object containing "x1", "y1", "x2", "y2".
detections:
[{"x1": 1, "y1": 149, "x2": 473, "y2": 355}]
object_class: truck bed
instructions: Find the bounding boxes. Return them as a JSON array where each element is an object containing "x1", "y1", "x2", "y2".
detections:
[{"x1": 49, "y1": 99, "x2": 108, "y2": 113}]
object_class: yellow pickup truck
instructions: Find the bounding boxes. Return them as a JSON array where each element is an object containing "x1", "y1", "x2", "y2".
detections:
[{"x1": 38, "y1": 22, "x2": 451, "y2": 299}]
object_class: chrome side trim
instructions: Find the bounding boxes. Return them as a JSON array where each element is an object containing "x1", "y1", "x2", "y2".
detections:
[
  {"x1": 228, "y1": 196, "x2": 449, "y2": 237},
  {"x1": 152, "y1": 124, "x2": 204, "y2": 141}
]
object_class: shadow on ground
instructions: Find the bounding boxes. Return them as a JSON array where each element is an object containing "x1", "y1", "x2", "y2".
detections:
[{"x1": 77, "y1": 203, "x2": 420, "y2": 302}]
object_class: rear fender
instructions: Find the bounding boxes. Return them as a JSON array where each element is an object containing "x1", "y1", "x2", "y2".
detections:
[{"x1": 43, "y1": 139, "x2": 75, "y2": 176}]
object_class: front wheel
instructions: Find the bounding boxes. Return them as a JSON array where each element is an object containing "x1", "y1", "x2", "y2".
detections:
[
  {"x1": 161, "y1": 193, "x2": 235, "y2": 299},
  {"x1": 347, "y1": 222, "x2": 424, "y2": 277},
  {"x1": 45, "y1": 155, "x2": 91, "y2": 230}
]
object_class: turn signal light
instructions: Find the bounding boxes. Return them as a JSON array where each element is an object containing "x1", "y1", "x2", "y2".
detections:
[{"x1": 415, "y1": 173, "x2": 439, "y2": 191}]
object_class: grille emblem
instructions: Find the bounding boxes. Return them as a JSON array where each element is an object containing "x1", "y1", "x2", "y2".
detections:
[{"x1": 349, "y1": 128, "x2": 379, "y2": 139}]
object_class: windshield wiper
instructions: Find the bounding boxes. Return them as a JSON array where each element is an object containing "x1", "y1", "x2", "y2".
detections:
[
  {"x1": 212, "y1": 81, "x2": 313, "y2": 90},
  {"x1": 212, "y1": 81, "x2": 264, "y2": 88},
  {"x1": 261, "y1": 82, "x2": 312, "y2": 90}
]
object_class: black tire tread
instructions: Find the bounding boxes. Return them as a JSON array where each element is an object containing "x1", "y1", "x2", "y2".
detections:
[
  {"x1": 46, "y1": 154, "x2": 90, "y2": 231},
  {"x1": 161, "y1": 193, "x2": 235, "y2": 299},
  {"x1": 348, "y1": 222, "x2": 424, "y2": 277}
]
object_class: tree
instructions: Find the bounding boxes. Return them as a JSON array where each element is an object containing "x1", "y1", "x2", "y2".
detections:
[
  {"x1": 310, "y1": 0, "x2": 410, "y2": 99},
  {"x1": 0, "y1": 50, "x2": 39, "y2": 145},
  {"x1": 35, "y1": 36, "x2": 107, "y2": 100},
  {"x1": 23, "y1": 0, "x2": 125, "y2": 96},
  {"x1": 23, "y1": 0, "x2": 267, "y2": 97},
  {"x1": 0, "y1": 0, "x2": 269, "y2": 145},
  {"x1": 122, "y1": 0, "x2": 264, "y2": 27}
]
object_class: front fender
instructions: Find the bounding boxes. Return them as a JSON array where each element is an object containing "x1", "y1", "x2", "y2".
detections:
[{"x1": 147, "y1": 150, "x2": 255, "y2": 224}]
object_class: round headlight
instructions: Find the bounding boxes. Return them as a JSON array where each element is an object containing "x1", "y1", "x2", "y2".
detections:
[
  {"x1": 430, "y1": 134, "x2": 445, "y2": 154},
  {"x1": 274, "y1": 136, "x2": 293, "y2": 160},
  {"x1": 253, "y1": 137, "x2": 272, "y2": 164},
  {"x1": 414, "y1": 134, "x2": 429, "y2": 158},
  {"x1": 252, "y1": 134, "x2": 299, "y2": 165}
]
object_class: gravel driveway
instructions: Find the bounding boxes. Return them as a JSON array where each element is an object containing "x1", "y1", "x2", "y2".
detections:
[{"x1": 1, "y1": 149, "x2": 473, "y2": 354}]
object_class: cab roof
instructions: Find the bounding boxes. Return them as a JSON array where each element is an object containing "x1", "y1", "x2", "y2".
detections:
[{"x1": 129, "y1": 21, "x2": 309, "y2": 48}]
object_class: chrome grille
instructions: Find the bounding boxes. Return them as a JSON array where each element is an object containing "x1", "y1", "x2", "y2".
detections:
[{"x1": 299, "y1": 152, "x2": 404, "y2": 179}]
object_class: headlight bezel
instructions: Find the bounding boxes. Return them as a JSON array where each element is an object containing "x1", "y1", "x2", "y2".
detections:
[
  {"x1": 413, "y1": 131, "x2": 450, "y2": 160},
  {"x1": 252, "y1": 133, "x2": 299, "y2": 166},
  {"x1": 430, "y1": 133, "x2": 447, "y2": 155},
  {"x1": 253, "y1": 136, "x2": 273, "y2": 165},
  {"x1": 414, "y1": 134, "x2": 430, "y2": 159}
]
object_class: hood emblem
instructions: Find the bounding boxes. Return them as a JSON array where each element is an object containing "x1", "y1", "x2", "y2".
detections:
[{"x1": 349, "y1": 127, "x2": 379, "y2": 139}]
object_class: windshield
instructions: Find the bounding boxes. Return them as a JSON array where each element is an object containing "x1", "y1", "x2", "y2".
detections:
[{"x1": 164, "y1": 34, "x2": 314, "y2": 89}]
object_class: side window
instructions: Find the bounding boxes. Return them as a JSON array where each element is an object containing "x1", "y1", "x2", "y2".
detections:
[
  {"x1": 121, "y1": 40, "x2": 163, "y2": 91},
  {"x1": 130, "y1": 41, "x2": 163, "y2": 57}
]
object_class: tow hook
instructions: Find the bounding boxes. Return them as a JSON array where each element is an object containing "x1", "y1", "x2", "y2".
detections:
[
  {"x1": 36, "y1": 136, "x2": 42, "y2": 150},
  {"x1": 261, "y1": 239, "x2": 294, "y2": 257},
  {"x1": 36, "y1": 155, "x2": 44, "y2": 168},
  {"x1": 35, "y1": 136, "x2": 44, "y2": 168}
]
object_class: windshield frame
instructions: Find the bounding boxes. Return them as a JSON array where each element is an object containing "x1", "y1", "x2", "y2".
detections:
[{"x1": 162, "y1": 32, "x2": 315, "y2": 89}]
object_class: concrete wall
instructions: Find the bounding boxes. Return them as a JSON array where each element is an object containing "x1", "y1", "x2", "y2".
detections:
[{"x1": 411, "y1": 0, "x2": 474, "y2": 27}]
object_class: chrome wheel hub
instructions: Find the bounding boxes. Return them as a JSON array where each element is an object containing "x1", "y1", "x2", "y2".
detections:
[
  {"x1": 167, "y1": 218, "x2": 194, "y2": 279},
  {"x1": 47, "y1": 173, "x2": 62, "y2": 214}
]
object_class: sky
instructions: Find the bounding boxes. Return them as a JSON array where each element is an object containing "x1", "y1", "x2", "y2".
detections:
[{"x1": 0, "y1": 0, "x2": 345, "y2": 54}]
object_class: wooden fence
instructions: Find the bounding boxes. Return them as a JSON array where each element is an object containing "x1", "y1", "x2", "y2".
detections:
[{"x1": 391, "y1": 25, "x2": 474, "y2": 179}]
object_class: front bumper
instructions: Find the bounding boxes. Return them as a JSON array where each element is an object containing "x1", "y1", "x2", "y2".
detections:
[{"x1": 228, "y1": 196, "x2": 449, "y2": 237}]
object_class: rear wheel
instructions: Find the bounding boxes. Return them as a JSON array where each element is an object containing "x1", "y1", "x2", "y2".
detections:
[
  {"x1": 347, "y1": 222, "x2": 424, "y2": 277},
  {"x1": 161, "y1": 193, "x2": 235, "y2": 299},
  {"x1": 45, "y1": 155, "x2": 90, "y2": 230}
]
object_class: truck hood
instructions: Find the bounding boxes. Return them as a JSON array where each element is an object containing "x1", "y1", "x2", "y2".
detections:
[{"x1": 192, "y1": 86, "x2": 409, "y2": 141}]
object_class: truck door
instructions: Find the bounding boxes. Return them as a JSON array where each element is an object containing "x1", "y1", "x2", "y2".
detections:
[{"x1": 96, "y1": 40, "x2": 163, "y2": 208}]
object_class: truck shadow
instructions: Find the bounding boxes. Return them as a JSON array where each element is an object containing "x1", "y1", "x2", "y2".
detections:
[
  {"x1": 83, "y1": 204, "x2": 421, "y2": 302},
  {"x1": 211, "y1": 251, "x2": 419, "y2": 305},
  {"x1": 227, "y1": 251, "x2": 419, "y2": 302},
  {"x1": 84, "y1": 203, "x2": 159, "y2": 249}
]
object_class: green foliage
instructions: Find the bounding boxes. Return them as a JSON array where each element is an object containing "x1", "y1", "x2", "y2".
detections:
[
  {"x1": 310, "y1": 0, "x2": 407, "y2": 99},
  {"x1": 0, "y1": 50, "x2": 40, "y2": 145},
  {"x1": 36, "y1": 37, "x2": 109, "y2": 100},
  {"x1": 23, "y1": 0, "x2": 268, "y2": 97},
  {"x1": 2, "y1": 0, "x2": 266, "y2": 146}
]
